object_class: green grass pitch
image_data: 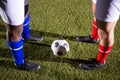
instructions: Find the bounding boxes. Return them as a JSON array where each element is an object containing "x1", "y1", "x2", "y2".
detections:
[{"x1": 0, "y1": 0, "x2": 120, "y2": 80}]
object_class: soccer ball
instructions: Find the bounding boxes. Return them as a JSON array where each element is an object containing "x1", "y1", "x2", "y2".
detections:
[{"x1": 51, "y1": 40, "x2": 70, "y2": 56}]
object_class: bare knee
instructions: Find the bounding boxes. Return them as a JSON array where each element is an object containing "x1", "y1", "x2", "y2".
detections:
[
  {"x1": 96, "y1": 19, "x2": 115, "y2": 46},
  {"x1": 6, "y1": 24, "x2": 23, "y2": 41}
]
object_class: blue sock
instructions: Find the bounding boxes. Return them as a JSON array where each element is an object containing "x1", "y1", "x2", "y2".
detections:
[
  {"x1": 22, "y1": 15, "x2": 30, "y2": 39},
  {"x1": 7, "y1": 39, "x2": 24, "y2": 66}
]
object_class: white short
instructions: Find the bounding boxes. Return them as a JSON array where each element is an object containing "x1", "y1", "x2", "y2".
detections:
[
  {"x1": 0, "y1": 0, "x2": 24, "y2": 25},
  {"x1": 92, "y1": 0, "x2": 97, "y2": 4},
  {"x1": 95, "y1": 0, "x2": 120, "y2": 22},
  {"x1": 25, "y1": 0, "x2": 29, "y2": 6}
]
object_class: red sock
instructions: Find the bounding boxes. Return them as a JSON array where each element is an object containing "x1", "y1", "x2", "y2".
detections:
[
  {"x1": 96, "y1": 44, "x2": 113, "y2": 64},
  {"x1": 91, "y1": 20, "x2": 98, "y2": 41}
]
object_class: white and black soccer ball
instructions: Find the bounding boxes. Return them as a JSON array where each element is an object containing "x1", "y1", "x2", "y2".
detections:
[{"x1": 51, "y1": 40, "x2": 70, "y2": 56}]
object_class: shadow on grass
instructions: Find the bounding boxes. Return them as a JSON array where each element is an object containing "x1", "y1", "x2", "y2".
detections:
[
  {"x1": 0, "y1": 25, "x2": 6, "y2": 32},
  {"x1": 61, "y1": 58, "x2": 89, "y2": 69},
  {"x1": 23, "y1": 29, "x2": 93, "y2": 69},
  {"x1": 0, "y1": 59, "x2": 16, "y2": 70},
  {"x1": 0, "y1": 25, "x2": 6, "y2": 39},
  {"x1": 30, "y1": 30, "x2": 77, "y2": 41},
  {"x1": 23, "y1": 42, "x2": 88, "y2": 69},
  {"x1": 0, "y1": 47, "x2": 11, "y2": 58},
  {"x1": 45, "y1": 57, "x2": 89, "y2": 69},
  {"x1": 0, "y1": 28, "x2": 88, "y2": 69}
]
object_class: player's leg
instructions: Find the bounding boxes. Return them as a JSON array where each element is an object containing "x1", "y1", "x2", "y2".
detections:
[
  {"x1": 79, "y1": 21, "x2": 116, "y2": 70},
  {"x1": 6, "y1": 24, "x2": 40, "y2": 71},
  {"x1": 77, "y1": 0, "x2": 99, "y2": 43},
  {"x1": 79, "y1": 0, "x2": 120, "y2": 70},
  {"x1": 22, "y1": 0, "x2": 43, "y2": 42},
  {"x1": 91, "y1": 1, "x2": 98, "y2": 41},
  {"x1": 6, "y1": 24, "x2": 25, "y2": 66},
  {"x1": 0, "y1": 0, "x2": 40, "y2": 71},
  {"x1": 96, "y1": 20, "x2": 116, "y2": 64}
]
